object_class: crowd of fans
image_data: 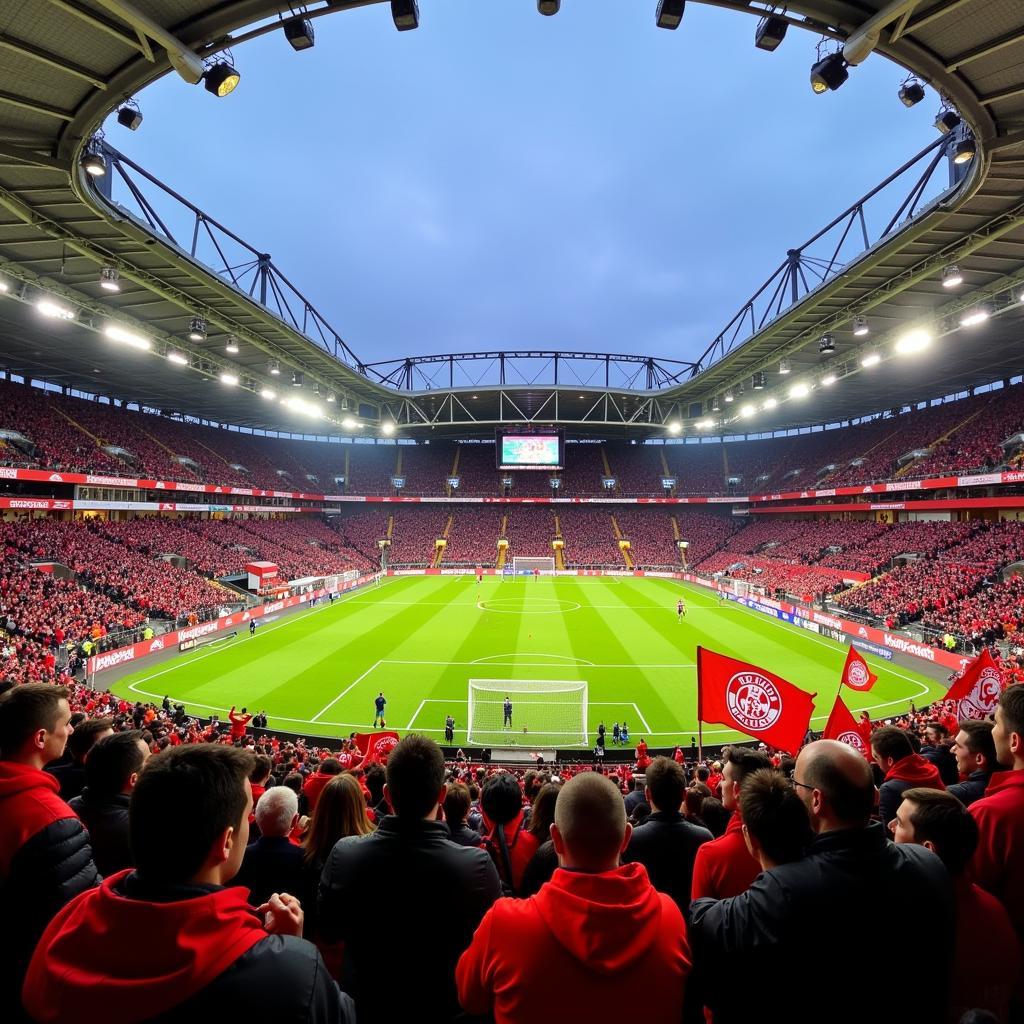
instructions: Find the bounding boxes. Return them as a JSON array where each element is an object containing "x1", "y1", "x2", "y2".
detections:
[{"x1": 1, "y1": 675, "x2": 1021, "y2": 1023}]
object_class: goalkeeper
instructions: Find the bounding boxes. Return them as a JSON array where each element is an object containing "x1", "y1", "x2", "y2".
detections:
[{"x1": 503, "y1": 696, "x2": 513, "y2": 729}]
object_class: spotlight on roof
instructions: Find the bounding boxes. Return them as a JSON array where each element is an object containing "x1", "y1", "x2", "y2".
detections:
[
  {"x1": 895, "y1": 327, "x2": 933, "y2": 353},
  {"x1": 203, "y1": 62, "x2": 240, "y2": 97},
  {"x1": 0, "y1": 275, "x2": 9, "y2": 292},
  {"x1": 778, "y1": 359, "x2": 791, "y2": 375},
  {"x1": 81, "y1": 148, "x2": 107, "y2": 177},
  {"x1": 667, "y1": 421, "x2": 682, "y2": 434},
  {"x1": 167, "y1": 350, "x2": 189, "y2": 365},
  {"x1": 954, "y1": 136, "x2": 977, "y2": 165},
  {"x1": 188, "y1": 317, "x2": 207, "y2": 342},
  {"x1": 789, "y1": 382, "x2": 811, "y2": 399},
  {"x1": 860, "y1": 352, "x2": 881, "y2": 368},
  {"x1": 261, "y1": 387, "x2": 277, "y2": 400},
  {"x1": 326, "y1": 391, "x2": 337, "y2": 403},
  {"x1": 710, "y1": 397, "x2": 721, "y2": 413},
  {"x1": 538, "y1": 0, "x2": 560, "y2": 13},
  {"x1": 898, "y1": 79, "x2": 925, "y2": 108},
  {"x1": 220, "y1": 372, "x2": 239, "y2": 386},
  {"x1": 763, "y1": 397, "x2": 778, "y2": 410},
  {"x1": 818, "y1": 334, "x2": 836, "y2": 356},
  {"x1": 283, "y1": 15, "x2": 315, "y2": 50},
  {"x1": 851, "y1": 316, "x2": 869, "y2": 337},
  {"x1": 655, "y1": 0, "x2": 685, "y2": 30},
  {"x1": 810, "y1": 52, "x2": 848, "y2": 94},
  {"x1": 697, "y1": 418, "x2": 714, "y2": 429},
  {"x1": 269, "y1": 360, "x2": 281, "y2": 375},
  {"x1": 942, "y1": 264, "x2": 963, "y2": 288},
  {"x1": 342, "y1": 415, "x2": 357, "y2": 429},
  {"x1": 291, "y1": 370, "x2": 304, "y2": 387},
  {"x1": 960, "y1": 304, "x2": 991, "y2": 328},
  {"x1": 723, "y1": 390, "x2": 734, "y2": 403},
  {"x1": 103, "y1": 323, "x2": 150, "y2": 350},
  {"x1": 752, "y1": 371, "x2": 766, "y2": 390},
  {"x1": 755, "y1": 14, "x2": 787, "y2": 52},
  {"x1": 37, "y1": 298, "x2": 75, "y2": 320},
  {"x1": 382, "y1": 421, "x2": 396, "y2": 436},
  {"x1": 739, "y1": 403, "x2": 756, "y2": 418},
  {"x1": 935, "y1": 108, "x2": 961, "y2": 134},
  {"x1": 821, "y1": 373, "x2": 837, "y2": 386},
  {"x1": 116, "y1": 103, "x2": 143, "y2": 130},
  {"x1": 225, "y1": 336, "x2": 239, "y2": 354},
  {"x1": 99, "y1": 266, "x2": 120, "y2": 292},
  {"x1": 391, "y1": 0, "x2": 420, "y2": 31}
]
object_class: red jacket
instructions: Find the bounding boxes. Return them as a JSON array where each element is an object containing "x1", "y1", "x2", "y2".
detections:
[
  {"x1": 0, "y1": 761, "x2": 78, "y2": 877},
  {"x1": 970, "y1": 770, "x2": 1024, "y2": 944},
  {"x1": 228, "y1": 707, "x2": 252, "y2": 740},
  {"x1": 690, "y1": 811, "x2": 760, "y2": 901},
  {"x1": 950, "y1": 877, "x2": 1021, "y2": 1022},
  {"x1": 302, "y1": 771, "x2": 335, "y2": 813},
  {"x1": 457, "y1": 863, "x2": 690, "y2": 1024}
]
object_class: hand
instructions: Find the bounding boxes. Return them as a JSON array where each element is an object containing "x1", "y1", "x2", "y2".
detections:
[{"x1": 258, "y1": 892, "x2": 304, "y2": 937}]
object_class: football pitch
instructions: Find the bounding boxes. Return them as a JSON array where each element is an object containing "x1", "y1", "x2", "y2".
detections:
[{"x1": 110, "y1": 575, "x2": 949, "y2": 749}]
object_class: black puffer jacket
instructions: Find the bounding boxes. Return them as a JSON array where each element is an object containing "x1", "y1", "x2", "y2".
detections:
[{"x1": 69, "y1": 789, "x2": 132, "y2": 876}]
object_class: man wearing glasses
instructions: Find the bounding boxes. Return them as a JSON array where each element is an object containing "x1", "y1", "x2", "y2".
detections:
[{"x1": 689, "y1": 740, "x2": 954, "y2": 1023}]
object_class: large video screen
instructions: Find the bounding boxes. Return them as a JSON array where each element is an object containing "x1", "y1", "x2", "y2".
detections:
[{"x1": 497, "y1": 431, "x2": 563, "y2": 470}]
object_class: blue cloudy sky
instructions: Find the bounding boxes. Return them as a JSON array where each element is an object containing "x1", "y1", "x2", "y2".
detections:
[{"x1": 106, "y1": 0, "x2": 941, "y2": 367}]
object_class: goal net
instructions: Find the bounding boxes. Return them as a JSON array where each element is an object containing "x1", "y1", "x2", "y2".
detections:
[
  {"x1": 512, "y1": 556, "x2": 555, "y2": 575},
  {"x1": 467, "y1": 678, "x2": 588, "y2": 748}
]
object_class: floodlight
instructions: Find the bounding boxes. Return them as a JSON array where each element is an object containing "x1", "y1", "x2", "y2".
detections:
[
  {"x1": 283, "y1": 16, "x2": 315, "y2": 50},
  {"x1": 100, "y1": 266, "x2": 120, "y2": 292},
  {"x1": 942, "y1": 265, "x2": 963, "y2": 288},
  {"x1": 343, "y1": 416, "x2": 357, "y2": 429},
  {"x1": 778, "y1": 359, "x2": 791, "y2": 375},
  {"x1": 220, "y1": 372, "x2": 239, "y2": 386},
  {"x1": 261, "y1": 387, "x2": 277, "y2": 400},
  {"x1": 382, "y1": 421, "x2": 396, "y2": 435},
  {"x1": 789, "y1": 382, "x2": 810, "y2": 399},
  {"x1": 538, "y1": 0, "x2": 560, "y2": 13},
  {"x1": 326, "y1": 391, "x2": 337, "y2": 403},
  {"x1": 37, "y1": 298, "x2": 75, "y2": 320},
  {"x1": 291, "y1": 370, "x2": 304, "y2": 387},
  {"x1": 860, "y1": 352, "x2": 881, "y2": 367},
  {"x1": 935, "y1": 108, "x2": 961, "y2": 134},
  {"x1": 188, "y1": 317, "x2": 207, "y2": 341},
  {"x1": 821, "y1": 373, "x2": 837, "y2": 386},
  {"x1": 81, "y1": 149, "x2": 106, "y2": 177},
  {"x1": 668, "y1": 421, "x2": 682, "y2": 434},
  {"x1": 755, "y1": 15, "x2": 787, "y2": 52},
  {"x1": 763, "y1": 397, "x2": 778, "y2": 410},
  {"x1": 895, "y1": 328, "x2": 933, "y2": 353},
  {"x1": 655, "y1": 0, "x2": 684, "y2": 30},
  {"x1": 104, "y1": 324, "x2": 150, "y2": 349},
  {"x1": 752, "y1": 371, "x2": 766, "y2": 390},
  {"x1": 810, "y1": 52, "x2": 847, "y2": 93},
  {"x1": 710, "y1": 397, "x2": 721, "y2": 413},
  {"x1": 225, "y1": 336, "x2": 239, "y2": 354},
  {"x1": 203, "y1": 62, "x2": 240, "y2": 97},
  {"x1": 724, "y1": 390, "x2": 734, "y2": 403},
  {"x1": 852, "y1": 316, "x2": 869, "y2": 337},
  {"x1": 391, "y1": 0, "x2": 419, "y2": 31},
  {"x1": 739, "y1": 403, "x2": 756, "y2": 418},
  {"x1": 960, "y1": 304, "x2": 991, "y2": 328},
  {"x1": 954, "y1": 137, "x2": 976, "y2": 165},
  {"x1": 167, "y1": 350, "x2": 189, "y2": 365},
  {"x1": 819, "y1": 333, "x2": 836, "y2": 356},
  {"x1": 269, "y1": 360, "x2": 281, "y2": 375},
  {"x1": 898, "y1": 79, "x2": 925, "y2": 108},
  {"x1": 116, "y1": 104, "x2": 143, "y2": 130}
]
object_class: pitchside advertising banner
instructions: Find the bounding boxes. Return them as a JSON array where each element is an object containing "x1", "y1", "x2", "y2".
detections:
[{"x1": 87, "y1": 573, "x2": 375, "y2": 676}]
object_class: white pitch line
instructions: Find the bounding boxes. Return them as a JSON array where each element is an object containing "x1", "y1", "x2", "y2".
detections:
[
  {"x1": 311, "y1": 660, "x2": 383, "y2": 722},
  {"x1": 380, "y1": 659, "x2": 695, "y2": 669},
  {"x1": 406, "y1": 698, "x2": 427, "y2": 730},
  {"x1": 631, "y1": 702, "x2": 652, "y2": 733}
]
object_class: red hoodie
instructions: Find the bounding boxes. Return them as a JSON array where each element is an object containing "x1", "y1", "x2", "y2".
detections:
[
  {"x1": 690, "y1": 811, "x2": 760, "y2": 901},
  {"x1": 481, "y1": 811, "x2": 539, "y2": 892},
  {"x1": 22, "y1": 870, "x2": 267, "y2": 1024},
  {"x1": 970, "y1": 770, "x2": 1024, "y2": 945},
  {"x1": 0, "y1": 761, "x2": 77, "y2": 877},
  {"x1": 884, "y1": 753, "x2": 944, "y2": 788},
  {"x1": 457, "y1": 862, "x2": 690, "y2": 1023}
]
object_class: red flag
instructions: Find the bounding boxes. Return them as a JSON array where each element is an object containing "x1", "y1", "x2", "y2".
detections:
[
  {"x1": 945, "y1": 649, "x2": 1004, "y2": 722},
  {"x1": 352, "y1": 731, "x2": 400, "y2": 766},
  {"x1": 822, "y1": 694, "x2": 870, "y2": 758},
  {"x1": 697, "y1": 647, "x2": 816, "y2": 754},
  {"x1": 840, "y1": 645, "x2": 877, "y2": 692}
]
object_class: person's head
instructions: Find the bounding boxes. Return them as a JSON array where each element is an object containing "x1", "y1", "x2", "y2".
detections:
[
  {"x1": 282, "y1": 771, "x2": 303, "y2": 795},
  {"x1": 255, "y1": 785, "x2": 298, "y2": 839},
  {"x1": 66, "y1": 716, "x2": 115, "y2": 765},
  {"x1": 318, "y1": 757, "x2": 342, "y2": 776},
  {"x1": 551, "y1": 771, "x2": 631, "y2": 872},
  {"x1": 951, "y1": 720, "x2": 997, "y2": 776},
  {"x1": 699, "y1": 797, "x2": 730, "y2": 837},
  {"x1": 695, "y1": 765, "x2": 710, "y2": 783},
  {"x1": 443, "y1": 782, "x2": 471, "y2": 829},
  {"x1": 528, "y1": 782, "x2": 561, "y2": 840},
  {"x1": 84, "y1": 730, "x2": 150, "y2": 798},
  {"x1": 385, "y1": 734, "x2": 445, "y2": 818},
  {"x1": 891, "y1": 787, "x2": 978, "y2": 877},
  {"x1": 364, "y1": 763, "x2": 386, "y2": 803},
  {"x1": 481, "y1": 772, "x2": 524, "y2": 827},
  {"x1": 644, "y1": 756, "x2": 686, "y2": 813},
  {"x1": 721, "y1": 746, "x2": 772, "y2": 811},
  {"x1": 250, "y1": 754, "x2": 273, "y2": 786},
  {"x1": 993, "y1": 685, "x2": 1024, "y2": 769},
  {"x1": 0, "y1": 683, "x2": 74, "y2": 766},
  {"x1": 794, "y1": 739, "x2": 875, "y2": 833},
  {"x1": 304, "y1": 773, "x2": 373, "y2": 864},
  {"x1": 870, "y1": 725, "x2": 914, "y2": 773},
  {"x1": 740, "y1": 768, "x2": 812, "y2": 869},
  {"x1": 130, "y1": 745, "x2": 255, "y2": 886}
]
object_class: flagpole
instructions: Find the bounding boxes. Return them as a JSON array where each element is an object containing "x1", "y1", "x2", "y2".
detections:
[{"x1": 696, "y1": 646, "x2": 704, "y2": 764}]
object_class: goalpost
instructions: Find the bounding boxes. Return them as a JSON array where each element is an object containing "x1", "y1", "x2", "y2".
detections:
[
  {"x1": 512, "y1": 556, "x2": 555, "y2": 576},
  {"x1": 467, "y1": 678, "x2": 588, "y2": 748}
]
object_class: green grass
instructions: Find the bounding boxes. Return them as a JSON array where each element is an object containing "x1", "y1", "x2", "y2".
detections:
[{"x1": 111, "y1": 575, "x2": 948, "y2": 749}]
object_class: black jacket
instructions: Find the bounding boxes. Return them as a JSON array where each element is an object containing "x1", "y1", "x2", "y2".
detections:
[
  {"x1": 235, "y1": 835, "x2": 306, "y2": 908},
  {"x1": 947, "y1": 769, "x2": 991, "y2": 807},
  {"x1": 319, "y1": 815, "x2": 501, "y2": 1024},
  {"x1": 447, "y1": 821, "x2": 482, "y2": 847},
  {"x1": 623, "y1": 810, "x2": 713, "y2": 912},
  {"x1": 921, "y1": 743, "x2": 959, "y2": 786},
  {"x1": 47, "y1": 761, "x2": 87, "y2": 802},
  {"x1": 69, "y1": 789, "x2": 132, "y2": 877},
  {"x1": 690, "y1": 823, "x2": 953, "y2": 1023}
]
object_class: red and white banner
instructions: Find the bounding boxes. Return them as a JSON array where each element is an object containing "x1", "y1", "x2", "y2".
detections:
[
  {"x1": 821, "y1": 693, "x2": 869, "y2": 757},
  {"x1": 840, "y1": 645, "x2": 878, "y2": 692},
  {"x1": 352, "y1": 731, "x2": 400, "y2": 766},
  {"x1": 697, "y1": 647, "x2": 816, "y2": 754},
  {"x1": 945, "y1": 648, "x2": 1004, "y2": 722}
]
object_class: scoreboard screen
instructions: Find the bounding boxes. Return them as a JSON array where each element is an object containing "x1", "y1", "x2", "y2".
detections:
[{"x1": 496, "y1": 431, "x2": 564, "y2": 470}]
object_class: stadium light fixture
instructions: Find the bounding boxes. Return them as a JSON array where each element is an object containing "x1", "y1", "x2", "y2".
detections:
[
  {"x1": 860, "y1": 352, "x2": 881, "y2": 367},
  {"x1": 821, "y1": 373, "x2": 837, "y2": 386},
  {"x1": 752, "y1": 371, "x2": 766, "y2": 390},
  {"x1": 810, "y1": 52, "x2": 848, "y2": 94},
  {"x1": 0, "y1": 276, "x2": 8, "y2": 292},
  {"x1": 382, "y1": 421, "x2": 396, "y2": 436},
  {"x1": 188, "y1": 317, "x2": 207, "y2": 341},
  {"x1": 391, "y1": 0, "x2": 420, "y2": 31},
  {"x1": 763, "y1": 397, "x2": 778, "y2": 410},
  {"x1": 220, "y1": 372, "x2": 239, "y2": 386},
  {"x1": 342, "y1": 415, "x2": 357, "y2": 429},
  {"x1": 788, "y1": 382, "x2": 810, "y2": 399},
  {"x1": 778, "y1": 359, "x2": 791, "y2": 375},
  {"x1": 538, "y1": 0, "x2": 560, "y2": 13},
  {"x1": 667, "y1": 421, "x2": 682, "y2": 434},
  {"x1": 269, "y1": 360, "x2": 281, "y2": 375},
  {"x1": 81, "y1": 148, "x2": 107, "y2": 177},
  {"x1": 960, "y1": 304, "x2": 991, "y2": 328},
  {"x1": 261, "y1": 387, "x2": 277, "y2": 400},
  {"x1": 852, "y1": 316, "x2": 869, "y2": 337},
  {"x1": 167, "y1": 350, "x2": 189, "y2": 365},
  {"x1": 99, "y1": 266, "x2": 120, "y2": 292},
  {"x1": 116, "y1": 102, "x2": 143, "y2": 131},
  {"x1": 818, "y1": 333, "x2": 836, "y2": 356},
  {"x1": 942, "y1": 264, "x2": 963, "y2": 288},
  {"x1": 291, "y1": 370, "x2": 304, "y2": 387},
  {"x1": 954, "y1": 137, "x2": 977, "y2": 165},
  {"x1": 104, "y1": 323, "x2": 151, "y2": 350},
  {"x1": 225, "y1": 336, "x2": 239, "y2": 354},
  {"x1": 283, "y1": 15, "x2": 315, "y2": 50},
  {"x1": 37, "y1": 297, "x2": 75, "y2": 320},
  {"x1": 655, "y1": 0, "x2": 684, "y2": 30},
  {"x1": 326, "y1": 391, "x2": 337, "y2": 403},
  {"x1": 203, "y1": 62, "x2": 240, "y2": 97},
  {"x1": 723, "y1": 390, "x2": 734, "y2": 403},
  {"x1": 696, "y1": 418, "x2": 713, "y2": 429},
  {"x1": 739, "y1": 403, "x2": 756, "y2": 418},
  {"x1": 755, "y1": 14, "x2": 787, "y2": 52},
  {"x1": 895, "y1": 327, "x2": 933, "y2": 354},
  {"x1": 898, "y1": 78, "x2": 925, "y2": 108},
  {"x1": 934, "y1": 107, "x2": 961, "y2": 134}
]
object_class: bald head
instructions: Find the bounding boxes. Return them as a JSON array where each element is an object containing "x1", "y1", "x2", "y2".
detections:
[
  {"x1": 795, "y1": 740, "x2": 874, "y2": 830},
  {"x1": 552, "y1": 771, "x2": 628, "y2": 871}
]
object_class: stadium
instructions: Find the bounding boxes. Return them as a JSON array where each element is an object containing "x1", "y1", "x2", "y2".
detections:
[{"x1": 0, "y1": 2, "x2": 1023, "y2": 1023}]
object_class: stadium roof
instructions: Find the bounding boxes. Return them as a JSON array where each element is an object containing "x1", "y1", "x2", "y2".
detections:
[{"x1": 0, "y1": 0, "x2": 1022, "y2": 438}]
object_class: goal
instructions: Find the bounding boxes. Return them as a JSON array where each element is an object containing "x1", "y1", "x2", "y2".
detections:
[
  {"x1": 467, "y1": 678, "x2": 588, "y2": 748},
  {"x1": 512, "y1": 556, "x2": 555, "y2": 575}
]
